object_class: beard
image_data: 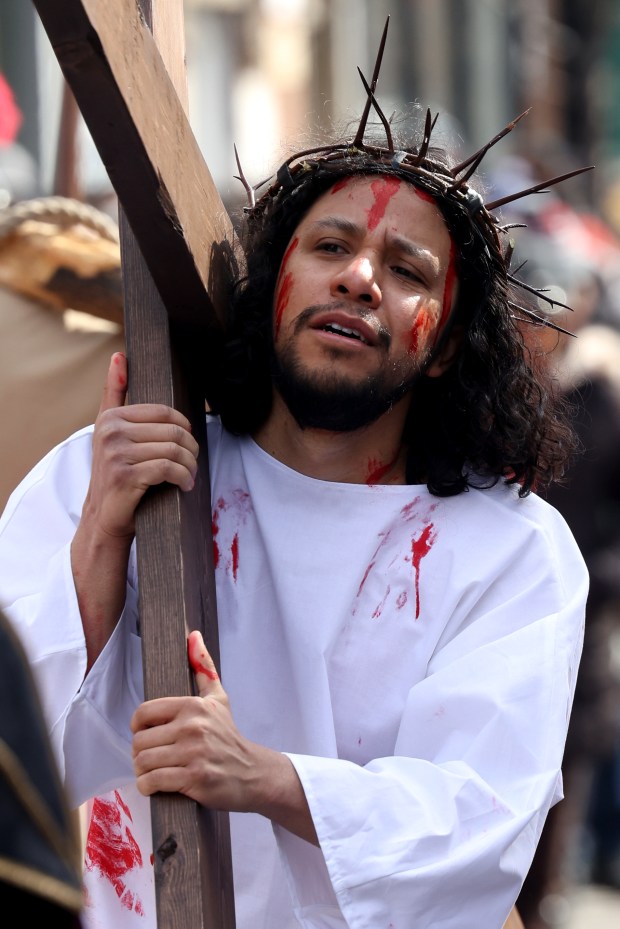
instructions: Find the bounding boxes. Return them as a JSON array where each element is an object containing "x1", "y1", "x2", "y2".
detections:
[{"x1": 271, "y1": 327, "x2": 426, "y2": 432}]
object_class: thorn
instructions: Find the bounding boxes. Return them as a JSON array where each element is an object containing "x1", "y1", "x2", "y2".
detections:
[
  {"x1": 486, "y1": 165, "x2": 594, "y2": 212},
  {"x1": 413, "y1": 108, "x2": 436, "y2": 165},
  {"x1": 451, "y1": 110, "x2": 531, "y2": 178},
  {"x1": 508, "y1": 301, "x2": 576, "y2": 337},
  {"x1": 356, "y1": 67, "x2": 393, "y2": 153},
  {"x1": 233, "y1": 144, "x2": 256, "y2": 208},
  {"x1": 353, "y1": 15, "x2": 390, "y2": 147}
]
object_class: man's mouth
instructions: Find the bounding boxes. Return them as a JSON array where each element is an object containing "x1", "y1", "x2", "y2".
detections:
[{"x1": 320, "y1": 322, "x2": 370, "y2": 344}]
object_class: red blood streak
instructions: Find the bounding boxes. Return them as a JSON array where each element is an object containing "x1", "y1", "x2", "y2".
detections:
[
  {"x1": 231, "y1": 533, "x2": 239, "y2": 580},
  {"x1": 274, "y1": 236, "x2": 299, "y2": 336},
  {"x1": 413, "y1": 186, "x2": 436, "y2": 206},
  {"x1": 280, "y1": 235, "x2": 299, "y2": 273},
  {"x1": 407, "y1": 309, "x2": 430, "y2": 355},
  {"x1": 413, "y1": 185, "x2": 456, "y2": 345},
  {"x1": 411, "y1": 523, "x2": 436, "y2": 619},
  {"x1": 366, "y1": 458, "x2": 392, "y2": 484},
  {"x1": 367, "y1": 177, "x2": 401, "y2": 231},
  {"x1": 356, "y1": 560, "x2": 375, "y2": 598},
  {"x1": 366, "y1": 446, "x2": 401, "y2": 484},
  {"x1": 274, "y1": 272, "x2": 294, "y2": 337},
  {"x1": 331, "y1": 177, "x2": 351, "y2": 194},
  {"x1": 112, "y1": 352, "x2": 127, "y2": 388},
  {"x1": 188, "y1": 634, "x2": 219, "y2": 681},
  {"x1": 372, "y1": 585, "x2": 391, "y2": 618},
  {"x1": 211, "y1": 510, "x2": 220, "y2": 568},
  {"x1": 85, "y1": 793, "x2": 144, "y2": 911},
  {"x1": 434, "y1": 240, "x2": 457, "y2": 340}
]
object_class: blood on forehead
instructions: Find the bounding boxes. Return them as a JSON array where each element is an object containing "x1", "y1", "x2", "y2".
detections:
[{"x1": 367, "y1": 176, "x2": 401, "y2": 231}]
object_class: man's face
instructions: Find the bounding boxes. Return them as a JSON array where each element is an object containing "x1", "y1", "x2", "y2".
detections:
[{"x1": 271, "y1": 174, "x2": 458, "y2": 431}]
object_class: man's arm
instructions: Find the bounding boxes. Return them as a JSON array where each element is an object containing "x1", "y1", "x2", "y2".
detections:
[{"x1": 71, "y1": 352, "x2": 199, "y2": 671}]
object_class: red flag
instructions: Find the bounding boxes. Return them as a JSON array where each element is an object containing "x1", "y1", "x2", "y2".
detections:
[{"x1": 0, "y1": 73, "x2": 22, "y2": 146}]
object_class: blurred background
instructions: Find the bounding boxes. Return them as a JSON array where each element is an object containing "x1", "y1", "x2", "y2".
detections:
[
  {"x1": 1, "y1": 2, "x2": 620, "y2": 928},
  {"x1": 2, "y1": 0, "x2": 620, "y2": 212}
]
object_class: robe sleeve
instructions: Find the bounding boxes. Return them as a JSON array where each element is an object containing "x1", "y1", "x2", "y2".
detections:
[{"x1": 0, "y1": 426, "x2": 142, "y2": 805}]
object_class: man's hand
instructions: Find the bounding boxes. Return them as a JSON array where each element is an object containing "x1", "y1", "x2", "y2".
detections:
[
  {"x1": 131, "y1": 631, "x2": 319, "y2": 846},
  {"x1": 71, "y1": 352, "x2": 199, "y2": 671},
  {"x1": 84, "y1": 351, "x2": 199, "y2": 540}
]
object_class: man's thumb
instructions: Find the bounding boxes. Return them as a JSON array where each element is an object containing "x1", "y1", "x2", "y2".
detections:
[
  {"x1": 187, "y1": 630, "x2": 220, "y2": 697},
  {"x1": 99, "y1": 352, "x2": 128, "y2": 414}
]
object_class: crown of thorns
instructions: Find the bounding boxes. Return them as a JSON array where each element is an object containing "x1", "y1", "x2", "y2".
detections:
[{"x1": 234, "y1": 17, "x2": 593, "y2": 337}]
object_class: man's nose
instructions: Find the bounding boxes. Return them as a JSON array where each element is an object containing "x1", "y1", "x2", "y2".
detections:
[{"x1": 330, "y1": 255, "x2": 382, "y2": 307}]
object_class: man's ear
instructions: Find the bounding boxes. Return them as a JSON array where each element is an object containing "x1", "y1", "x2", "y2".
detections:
[{"x1": 425, "y1": 325, "x2": 464, "y2": 378}]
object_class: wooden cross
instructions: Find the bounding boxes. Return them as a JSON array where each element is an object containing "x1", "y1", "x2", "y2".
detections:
[{"x1": 32, "y1": 1, "x2": 236, "y2": 927}]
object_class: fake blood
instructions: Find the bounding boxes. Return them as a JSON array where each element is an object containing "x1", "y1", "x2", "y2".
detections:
[
  {"x1": 413, "y1": 187, "x2": 436, "y2": 206},
  {"x1": 408, "y1": 309, "x2": 431, "y2": 355},
  {"x1": 85, "y1": 792, "x2": 144, "y2": 913},
  {"x1": 366, "y1": 176, "x2": 401, "y2": 231},
  {"x1": 274, "y1": 236, "x2": 299, "y2": 337},
  {"x1": 231, "y1": 533, "x2": 239, "y2": 580},
  {"x1": 188, "y1": 634, "x2": 219, "y2": 681},
  {"x1": 112, "y1": 352, "x2": 127, "y2": 389},
  {"x1": 331, "y1": 177, "x2": 351, "y2": 194},
  {"x1": 212, "y1": 491, "x2": 250, "y2": 581},
  {"x1": 436, "y1": 240, "x2": 457, "y2": 336},
  {"x1": 411, "y1": 523, "x2": 436, "y2": 619},
  {"x1": 211, "y1": 509, "x2": 220, "y2": 568},
  {"x1": 366, "y1": 449, "x2": 400, "y2": 484}
]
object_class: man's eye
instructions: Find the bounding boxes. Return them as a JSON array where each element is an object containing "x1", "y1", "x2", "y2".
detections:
[
  {"x1": 317, "y1": 241, "x2": 345, "y2": 254},
  {"x1": 393, "y1": 264, "x2": 422, "y2": 281}
]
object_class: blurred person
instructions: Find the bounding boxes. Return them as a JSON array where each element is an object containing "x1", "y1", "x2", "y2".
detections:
[
  {"x1": 0, "y1": 607, "x2": 84, "y2": 926},
  {"x1": 0, "y1": 30, "x2": 588, "y2": 929},
  {"x1": 513, "y1": 239, "x2": 620, "y2": 927}
]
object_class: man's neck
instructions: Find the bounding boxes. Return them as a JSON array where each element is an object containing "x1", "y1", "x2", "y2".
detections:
[{"x1": 252, "y1": 394, "x2": 409, "y2": 485}]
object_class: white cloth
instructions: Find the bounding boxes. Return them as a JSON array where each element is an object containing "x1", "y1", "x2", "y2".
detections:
[{"x1": 0, "y1": 417, "x2": 587, "y2": 929}]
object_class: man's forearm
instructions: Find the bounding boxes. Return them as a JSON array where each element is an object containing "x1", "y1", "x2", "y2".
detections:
[{"x1": 71, "y1": 520, "x2": 133, "y2": 673}]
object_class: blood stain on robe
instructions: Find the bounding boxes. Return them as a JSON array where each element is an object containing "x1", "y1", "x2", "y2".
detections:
[
  {"x1": 411, "y1": 522, "x2": 437, "y2": 619},
  {"x1": 353, "y1": 499, "x2": 438, "y2": 620},
  {"x1": 211, "y1": 491, "x2": 252, "y2": 582},
  {"x1": 212, "y1": 508, "x2": 221, "y2": 568},
  {"x1": 85, "y1": 791, "x2": 145, "y2": 914},
  {"x1": 372, "y1": 584, "x2": 391, "y2": 619}
]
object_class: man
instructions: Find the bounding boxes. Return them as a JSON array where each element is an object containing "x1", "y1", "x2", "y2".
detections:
[{"x1": 0, "y1": 59, "x2": 587, "y2": 929}]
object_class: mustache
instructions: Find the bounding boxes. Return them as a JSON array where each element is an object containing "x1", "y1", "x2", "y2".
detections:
[{"x1": 293, "y1": 302, "x2": 391, "y2": 349}]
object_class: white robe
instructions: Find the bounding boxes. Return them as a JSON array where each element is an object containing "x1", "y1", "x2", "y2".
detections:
[{"x1": 0, "y1": 417, "x2": 588, "y2": 929}]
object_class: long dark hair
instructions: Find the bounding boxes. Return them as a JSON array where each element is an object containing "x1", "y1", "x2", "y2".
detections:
[{"x1": 208, "y1": 148, "x2": 576, "y2": 497}]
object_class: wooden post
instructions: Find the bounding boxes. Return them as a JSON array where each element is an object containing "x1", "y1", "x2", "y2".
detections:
[{"x1": 31, "y1": 1, "x2": 237, "y2": 926}]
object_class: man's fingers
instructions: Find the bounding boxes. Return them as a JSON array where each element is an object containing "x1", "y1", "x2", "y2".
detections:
[
  {"x1": 188, "y1": 630, "x2": 221, "y2": 698},
  {"x1": 99, "y1": 352, "x2": 128, "y2": 414}
]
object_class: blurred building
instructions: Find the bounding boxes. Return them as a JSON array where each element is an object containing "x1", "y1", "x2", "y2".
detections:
[{"x1": 0, "y1": 0, "x2": 618, "y2": 212}]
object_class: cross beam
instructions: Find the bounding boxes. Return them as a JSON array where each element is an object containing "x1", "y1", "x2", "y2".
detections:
[{"x1": 32, "y1": 1, "x2": 236, "y2": 926}]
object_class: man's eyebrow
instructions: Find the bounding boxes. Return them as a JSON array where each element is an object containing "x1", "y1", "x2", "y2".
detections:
[
  {"x1": 309, "y1": 216, "x2": 362, "y2": 236},
  {"x1": 389, "y1": 235, "x2": 440, "y2": 271}
]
